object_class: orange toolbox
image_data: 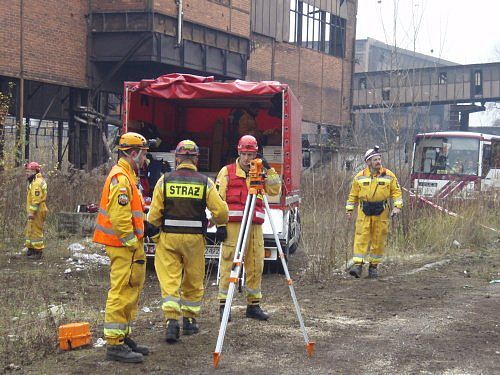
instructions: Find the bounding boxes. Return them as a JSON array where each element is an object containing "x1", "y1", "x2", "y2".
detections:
[{"x1": 58, "y1": 322, "x2": 92, "y2": 350}]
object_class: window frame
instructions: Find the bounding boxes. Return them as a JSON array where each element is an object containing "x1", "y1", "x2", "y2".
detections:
[{"x1": 289, "y1": 0, "x2": 346, "y2": 58}]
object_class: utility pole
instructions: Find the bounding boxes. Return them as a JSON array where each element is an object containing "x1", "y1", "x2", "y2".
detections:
[{"x1": 16, "y1": 0, "x2": 26, "y2": 166}]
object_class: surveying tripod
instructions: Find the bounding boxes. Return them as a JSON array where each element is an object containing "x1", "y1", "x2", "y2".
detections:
[{"x1": 213, "y1": 159, "x2": 314, "y2": 368}]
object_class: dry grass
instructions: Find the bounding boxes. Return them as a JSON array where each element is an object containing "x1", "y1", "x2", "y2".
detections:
[
  {"x1": 0, "y1": 165, "x2": 110, "y2": 368},
  {"x1": 0, "y1": 164, "x2": 109, "y2": 248},
  {"x1": 0, "y1": 239, "x2": 108, "y2": 367},
  {"x1": 0, "y1": 158, "x2": 499, "y2": 368},
  {"x1": 300, "y1": 162, "x2": 500, "y2": 280}
]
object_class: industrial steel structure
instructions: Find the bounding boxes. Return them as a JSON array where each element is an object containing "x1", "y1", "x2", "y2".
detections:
[{"x1": 0, "y1": 0, "x2": 357, "y2": 170}]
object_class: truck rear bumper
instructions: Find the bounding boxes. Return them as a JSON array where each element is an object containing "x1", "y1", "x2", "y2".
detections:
[{"x1": 144, "y1": 242, "x2": 279, "y2": 261}]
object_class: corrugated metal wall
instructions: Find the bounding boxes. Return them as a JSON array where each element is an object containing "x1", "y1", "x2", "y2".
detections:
[{"x1": 251, "y1": 0, "x2": 289, "y2": 42}]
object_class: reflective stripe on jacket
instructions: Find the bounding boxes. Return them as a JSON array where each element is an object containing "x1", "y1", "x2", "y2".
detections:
[
  {"x1": 93, "y1": 161, "x2": 145, "y2": 246},
  {"x1": 226, "y1": 163, "x2": 265, "y2": 224},
  {"x1": 26, "y1": 173, "x2": 48, "y2": 214},
  {"x1": 346, "y1": 167, "x2": 403, "y2": 212}
]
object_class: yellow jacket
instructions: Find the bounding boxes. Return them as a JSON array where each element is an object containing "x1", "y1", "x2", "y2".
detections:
[
  {"x1": 346, "y1": 167, "x2": 403, "y2": 212},
  {"x1": 105, "y1": 158, "x2": 144, "y2": 247},
  {"x1": 215, "y1": 159, "x2": 281, "y2": 201},
  {"x1": 148, "y1": 162, "x2": 229, "y2": 229},
  {"x1": 26, "y1": 173, "x2": 48, "y2": 215}
]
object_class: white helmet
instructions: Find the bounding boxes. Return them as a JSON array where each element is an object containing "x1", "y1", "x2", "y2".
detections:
[{"x1": 364, "y1": 145, "x2": 381, "y2": 162}]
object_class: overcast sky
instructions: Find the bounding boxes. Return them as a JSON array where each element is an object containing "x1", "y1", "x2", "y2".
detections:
[{"x1": 356, "y1": 0, "x2": 500, "y2": 65}]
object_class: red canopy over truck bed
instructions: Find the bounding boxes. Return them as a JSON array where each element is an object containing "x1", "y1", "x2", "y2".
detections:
[{"x1": 122, "y1": 73, "x2": 302, "y2": 206}]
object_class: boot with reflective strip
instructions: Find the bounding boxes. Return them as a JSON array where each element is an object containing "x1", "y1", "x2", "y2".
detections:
[{"x1": 212, "y1": 164, "x2": 314, "y2": 368}]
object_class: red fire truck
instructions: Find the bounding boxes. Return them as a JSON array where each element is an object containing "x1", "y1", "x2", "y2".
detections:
[
  {"x1": 122, "y1": 74, "x2": 302, "y2": 266},
  {"x1": 411, "y1": 130, "x2": 500, "y2": 199}
]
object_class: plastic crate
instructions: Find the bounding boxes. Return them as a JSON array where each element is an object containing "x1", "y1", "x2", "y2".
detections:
[{"x1": 58, "y1": 322, "x2": 92, "y2": 350}]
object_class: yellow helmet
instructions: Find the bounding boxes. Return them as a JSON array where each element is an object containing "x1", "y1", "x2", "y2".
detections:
[
  {"x1": 118, "y1": 132, "x2": 148, "y2": 151},
  {"x1": 175, "y1": 139, "x2": 200, "y2": 156}
]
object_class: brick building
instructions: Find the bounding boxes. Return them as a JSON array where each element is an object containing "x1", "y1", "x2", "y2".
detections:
[{"x1": 0, "y1": 0, "x2": 358, "y2": 169}]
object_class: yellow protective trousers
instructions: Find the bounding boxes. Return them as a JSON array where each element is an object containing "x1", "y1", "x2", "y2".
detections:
[
  {"x1": 104, "y1": 243, "x2": 146, "y2": 345},
  {"x1": 352, "y1": 207, "x2": 390, "y2": 265},
  {"x1": 218, "y1": 222, "x2": 264, "y2": 306},
  {"x1": 25, "y1": 208, "x2": 47, "y2": 251},
  {"x1": 154, "y1": 232, "x2": 206, "y2": 320}
]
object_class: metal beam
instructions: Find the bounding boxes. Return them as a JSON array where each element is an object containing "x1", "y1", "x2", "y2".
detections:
[{"x1": 90, "y1": 32, "x2": 152, "y2": 103}]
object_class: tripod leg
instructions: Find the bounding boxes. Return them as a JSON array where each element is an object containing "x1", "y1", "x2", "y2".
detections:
[
  {"x1": 262, "y1": 194, "x2": 315, "y2": 358},
  {"x1": 213, "y1": 194, "x2": 257, "y2": 368},
  {"x1": 216, "y1": 243, "x2": 223, "y2": 286}
]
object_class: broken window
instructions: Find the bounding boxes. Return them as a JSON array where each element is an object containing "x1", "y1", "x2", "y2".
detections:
[
  {"x1": 359, "y1": 77, "x2": 367, "y2": 89},
  {"x1": 382, "y1": 89, "x2": 390, "y2": 101},
  {"x1": 438, "y1": 72, "x2": 447, "y2": 85},
  {"x1": 473, "y1": 70, "x2": 483, "y2": 95}
]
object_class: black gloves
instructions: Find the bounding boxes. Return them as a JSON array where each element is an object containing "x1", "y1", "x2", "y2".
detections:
[
  {"x1": 145, "y1": 221, "x2": 160, "y2": 238},
  {"x1": 215, "y1": 226, "x2": 228, "y2": 242}
]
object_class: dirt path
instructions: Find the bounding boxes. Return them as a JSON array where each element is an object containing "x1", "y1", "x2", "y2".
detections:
[{"x1": 12, "y1": 245, "x2": 500, "y2": 374}]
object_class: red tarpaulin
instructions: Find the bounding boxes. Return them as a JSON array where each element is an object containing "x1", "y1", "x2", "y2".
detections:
[
  {"x1": 123, "y1": 73, "x2": 302, "y2": 198},
  {"x1": 128, "y1": 73, "x2": 287, "y2": 100}
]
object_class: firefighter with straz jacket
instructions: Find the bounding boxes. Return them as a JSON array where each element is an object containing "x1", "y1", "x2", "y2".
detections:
[
  {"x1": 93, "y1": 132, "x2": 150, "y2": 363},
  {"x1": 215, "y1": 135, "x2": 281, "y2": 321},
  {"x1": 346, "y1": 146, "x2": 403, "y2": 278},
  {"x1": 147, "y1": 140, "x2": 228, "y2": 344},
  {"x1": 25, "y1": 162, "x2": 48, "y2": 260}
]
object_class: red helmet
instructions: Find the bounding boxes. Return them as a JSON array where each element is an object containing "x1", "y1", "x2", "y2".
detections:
[
  {"x1": 175, "y1": 139, "x2": 199, "y2": 156},
  {"x1": 237, "y1": 135, "x2": 258, "y2": 152},
  {"x1": 25, "y1": 161, "x2": 41, "y2": 172}
]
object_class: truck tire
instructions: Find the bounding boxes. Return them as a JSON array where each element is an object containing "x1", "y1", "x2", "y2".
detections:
[{"x1": 288, "y1": 211, "x2": 301, "y2": 255}]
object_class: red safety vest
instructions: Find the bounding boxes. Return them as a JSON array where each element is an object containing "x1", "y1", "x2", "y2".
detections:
[
  {"x1": 226, "y1": 163, "x2": 265, "y2": 225},
  {"x1": 93, "y1": 164, "x2": 145, "y2": 247}
]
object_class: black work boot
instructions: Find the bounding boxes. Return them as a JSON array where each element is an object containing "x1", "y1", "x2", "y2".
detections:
[
  {"x1": 246, "y1": 305, "x2": 269, "y2": 321},
  {"x1": 26, "y1": 248, "x2": 34, "y2": 257},
  {"x1": 106, "y1": 344, "x2": 144, "y2": 363},
  {"x1": 31, "y1": 250, "x2": 43, "y2": 260},
  {"x1": 182, "y1": 317, "x2": 199, "y2": 336},
  {"x1": 349, "y1": 264, "x2": 363, "y2": 278},
  {"x1": 368, "y1": 265, "x2": 379, "y2": 279},
  {"x1": 219, "y1": 306, "x2": 232, "y2": 323},
  {"x1": 124, "y1": 336, "x2": 149, "y2": 355},
  {"x1": 165, "y1": 319, "x2": 180, "y2": 343}
]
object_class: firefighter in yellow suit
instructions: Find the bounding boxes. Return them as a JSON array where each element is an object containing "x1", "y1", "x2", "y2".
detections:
[
  {"x1": 216, "y1": 135, "x2": 281, "y2": 321},
  {"x1": 147, "y1": 140, "x2": 228, "y2": 343},
  {"x1": 346, "y1": 146, "x2": 403, "y2": 278},
  {"x1": 25, "y1": 162, "x2": 48, "y2": 260},
  {"x1": 93, "y1": 132, "x2": 149, "y2": 363}
]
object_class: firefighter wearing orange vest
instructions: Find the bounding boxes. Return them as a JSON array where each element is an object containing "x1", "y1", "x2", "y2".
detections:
[
  {"x1": 147, "y1": 140, "x2": 228, "y2": 343},
  {"x1": 346, "y1": 146, "x2": 403, "y2": 278},
  {"x1": 93, "y1": 132, "x2": 149, "y2": 363},
  {"x1": 25, "y1": 162, "x2": 48, "y2": 260},
  {"x1": 215, "y1": 135, "x2": 281, "y2": 321}
]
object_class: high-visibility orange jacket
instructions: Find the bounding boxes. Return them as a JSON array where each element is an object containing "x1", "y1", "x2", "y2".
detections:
[{"x1": 93, "y1": 158, "x2": 145, "y2": 247}]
